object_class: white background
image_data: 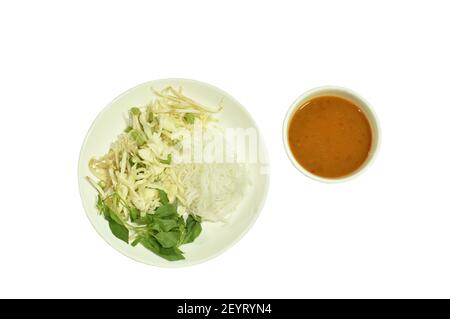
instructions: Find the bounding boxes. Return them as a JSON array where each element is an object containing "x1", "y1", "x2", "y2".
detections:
[{"x1": 1, "y1": 0, "x2": 449, "y2": 298}]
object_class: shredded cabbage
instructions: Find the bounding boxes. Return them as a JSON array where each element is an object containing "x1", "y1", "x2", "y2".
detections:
[{"x1": 87, "y1": 86, "x2": 248, "y2": 224}]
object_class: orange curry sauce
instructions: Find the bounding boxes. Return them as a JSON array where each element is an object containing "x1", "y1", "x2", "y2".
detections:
[{"x1": 288, "y1": 96, "x2": 372, "y2": 178}]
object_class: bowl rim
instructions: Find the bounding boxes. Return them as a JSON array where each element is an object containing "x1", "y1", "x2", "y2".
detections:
[
  {"x1": 282, "y1": 85, "x2": 381, "y2": 183},
  {"x1": 77, "y1": 77, "x2": 271, "y2": 267}
]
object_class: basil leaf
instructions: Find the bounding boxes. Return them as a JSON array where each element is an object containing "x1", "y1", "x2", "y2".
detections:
[
  {"x1": 158, "y1": 189, "x2": 169, "y2": 205},
  {"x1": 102, "y1": 206, "x2": 112, "y2": 222},
  {"x1": 159, "y1": 247, "x2": 185, "y2": 261},
  {"x1": 178, "y1": 217, "x2": 187, "y2": 243},
  {"x1": 152, "y1": 218, "x2": 178, "y2": 232},
  {"x1": 140, "y1": 238, "x2": 185, "y2": 261},
  {"x1": 185, "y1": 214, "x2": 194, "y2": 228},
  {"x1": 134, "y1": 213, "x2": 154, "y2": 225},
  {"x1": 134, "y1": 217, "x2": 148, "y2": 225},
  {"x1": 97, "y1": 196, "x2": 114, "y2": 223},
  {"x1": 154, "y1": 204, "x2": 177, "y2": 219},
  {"x1": 140, "y1": 237, "x2": 161, "y2": 254},
  {"x1": 185, "y1": 223, "x2": 202, "y2": 244},
  {"x1": 192, "y1": 214, "x2": 202, "y2": 223},
  {"x1": 129, "y1": 207, "x2": 140, "y2": 222},
  {"x1": 109, "y1": 220, "x2": 129, "y2": 243},
  {"x1": 183, "y1": 215, "x2": 202, "y2": 244},
  {"x1": 154, "y1": 231, "x2": 180, "y2": 248},
  {"x1": 108, "y1": 208, "x2": 123, "y2": 225}
]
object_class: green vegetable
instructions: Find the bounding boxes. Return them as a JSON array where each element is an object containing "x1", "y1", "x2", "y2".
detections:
[
  {"x1": 154, "y1": 231, "x2": 180, "y2": 248},
  {"x1": 109, "y1": 220, "x2": 129, "y2": 243},
  {"x1": 140, "y1": 234, "x2": 184, "y2": 261},
  {"x1": 96, "y1": 197, "x2": 201, "y2": 261},
  {"x1": 134, "y1": 214, "x2": 153, "y2": 225},
  {"x1": 140, "y1": 237, "x2": 161, "y2": 255},
  {"x1": 184, "y1": 113, "x2": 195, "y2": 124},
  {"x1": 108, "y1": 207, "x2": 123, "y2": 225},
  {"x1": 96, "y1": 195, "x2": 105, "y2": 212},
  {"x1": 130, "y1": 107, "x2": 141, "y2": 116},
  {"x1": 159, "y1": 247, "x2": 185, "y2": 261},
  {"x1": 158, "y1": 189, "x2": 169, "y2": 205},
  {"x1": 152, "y1": 218, "x2": 178, "y2": 232},
  {"x1": 129, "y1": 207, "x2": 140, "y2": 222},
  {"x1": 183, "y1": 215, "x2": 202, "y2": 244},
  {"x1": 124, "y1": 126, "x2": 132, "y2": 133},
  {"x1": 131, "y1": 237, "x2": 141, "y2": 247},
  {"x1": 159, "y1": 154, "x2": 172, "y2": 165},
  {"x1": 97, "y1": 197, "x2": 112, "y2": 222},
  {"x1": 129, "y1": 129, "x2": 146, "y2": 146},
  {"x1": 154, "y1": 203, "x2": 177, "y2": 219}
]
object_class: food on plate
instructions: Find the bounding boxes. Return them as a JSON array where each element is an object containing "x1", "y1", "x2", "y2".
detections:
[
  {"x1": 87, "y1": 86, "x2": 249, "y2": 261},
  {"x1": 288, "y1": 95, "x2": 372, "y2": 178}
]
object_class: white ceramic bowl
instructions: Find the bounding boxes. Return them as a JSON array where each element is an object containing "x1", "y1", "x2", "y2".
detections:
[
  {"x1": 78, "y1": 78, "x2": 270, "y2": 267},
  {"x1": 282, "y1": 86, "x2": 380, "y2": 183}
]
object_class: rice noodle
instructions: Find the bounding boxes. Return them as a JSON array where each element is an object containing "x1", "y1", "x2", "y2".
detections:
[{"x1": 173, "y1": 162, "x2": 249, "y2": 222}]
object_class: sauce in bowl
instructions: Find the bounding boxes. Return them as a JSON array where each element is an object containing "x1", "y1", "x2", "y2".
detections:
[{"x1": 288, "y1": 95, "x2": 372, "y2": 179}]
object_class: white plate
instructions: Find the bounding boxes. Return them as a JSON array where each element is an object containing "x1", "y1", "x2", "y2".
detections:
[{"x1": 78, "y1": 78, "x2": 270, "y2": 267}]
